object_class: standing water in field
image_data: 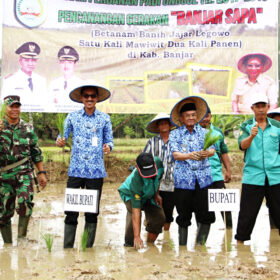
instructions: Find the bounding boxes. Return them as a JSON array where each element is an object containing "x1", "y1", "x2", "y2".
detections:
[{"x1": 0, "y1": 181, "x2": 280, "y2": 279}]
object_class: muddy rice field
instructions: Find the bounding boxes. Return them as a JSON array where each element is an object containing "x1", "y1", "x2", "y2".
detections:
[{"x1": 1, "y1": 156, "x2": 280, "y2": 279}]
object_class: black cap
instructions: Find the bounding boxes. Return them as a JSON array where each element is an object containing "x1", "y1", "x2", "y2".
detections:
[
  {"x1": 4, "y1": 95, "x2": 21, "y2": 106},
  {"x1": 136, "y1": 152, "x2": 158, "y2": 178},
  {"x1": 180, "y1": 103, "x2": 196, "y2": 114},
  {"x1": 58, "y1": 46, "x2": 79, "y2": 61},
  {"x1": 15, "y1": 42, "x2": 40, "y2": 58}
]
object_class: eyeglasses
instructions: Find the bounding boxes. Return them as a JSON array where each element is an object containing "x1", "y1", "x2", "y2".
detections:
[{"x1": 82, "y1": 94, "x2": 98, "y2": 99}]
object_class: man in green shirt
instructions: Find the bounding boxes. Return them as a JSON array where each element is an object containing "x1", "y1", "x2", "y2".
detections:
[
  {"x1": 199, "y1": 109, "x2": 232, "y2": 228},
  {"x1": 118, "y1": 152, "x2": 165, "y2": 249},
  {"x1": 235, "y1": 95, "x2": 280, "y2": 242}
]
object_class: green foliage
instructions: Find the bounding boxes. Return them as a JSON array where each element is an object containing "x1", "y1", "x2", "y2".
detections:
[
  {"x1": 43, "y1": 150, "x2": 50, "y2": 163},
  {"x1": 0, "y1": 102, "x2": 7, "y2": 120},
  {"x1": 225, "y1": 138, "x2": 239, "y2": 152},
  {"x1": 203, "y1": 128, "x2": 221, "y2": 150},
  {"x1": 17, "y1": 112, "x2": 253, "y2": 141},
  {"x1": 81, "y1": 229, "x2": 89, "y2": 252},
  {"x1": 110, "y1": 114, "x2": 155, "y2": 138},
  {"x1": 211, "y1": 114, "x2": 251, "y2": 137},
  {"x1": 123, "y1": 125, "x2": 135, "y2": 138},
  {"x1": 167, "y1": 238, "x2": 175, "y2": 250},
  {"x1": 21, "y1": 112, "x2": 60, "y2": 139},
  {"x1": 56, "y1": 113, "x2": 67, "y2": 138},
  {"x1": 19, "y1": 113, "x2": 155, "y2": 140},
  {"x1": 41, "y1": 233, "x2": 54, "y2": 252}
]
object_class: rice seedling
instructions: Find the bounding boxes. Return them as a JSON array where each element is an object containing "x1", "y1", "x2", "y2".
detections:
[
  {"x1": 56, "y1": 113, "x2": 67, "y2": 138},
  {"x1": 203, "y1": 128, "x2": 221, "y2": 151},
  {"x1": 227, "y1": 240, "x2": 232, "y2": 251},
  {"x1": 43, "y1": 151, "x2": 50, "y2": 163},
  {"x1": 56, "y1": 113, "x2": 67, "y2": 163},
  {"x1": 201, "y1": 239, "x2": 207, "y2": 252},
  {"x1": 81, "y1": 229, "x2": 89, "y2": 252},
  {"x1": 0, "y1": 101, "x2": 7, "y2": 120},
  {"x1": 167, "y1": 238, "x2": 175, "y2": 250},
  {"x1": 41, "y1": 233, "x2": 54, "y2": 252}
]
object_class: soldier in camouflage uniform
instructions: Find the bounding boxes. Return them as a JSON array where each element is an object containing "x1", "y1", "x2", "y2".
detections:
[{"x1": 0, "y1": 95, "x2": 47, "y2": 244}]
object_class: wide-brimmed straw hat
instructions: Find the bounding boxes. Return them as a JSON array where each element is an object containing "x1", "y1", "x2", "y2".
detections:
[
  {"x1": 69, "y1": 84, "x2": 111, "y2": 103},
  {"x1": 170, "y1": 96, "x2": 208, "y2": 127},
  {"x1": 146, "y1": 112, "x2": 175, "y2": 133},
  {"x1": 238, "y1": 53, "x2": 272, "y2": 74}
]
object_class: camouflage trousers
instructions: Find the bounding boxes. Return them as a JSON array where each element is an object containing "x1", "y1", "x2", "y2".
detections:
[{"x1": 0, "y1": 169, "x2": 34, "y2": 227}]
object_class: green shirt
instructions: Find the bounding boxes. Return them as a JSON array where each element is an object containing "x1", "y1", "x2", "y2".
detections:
[
  {"x1": 238, "y1": 117, "x2": 280, "y2": 186},
  {"x1": 208, "y1": 124, "x2": 229, "y2": 182},
  {"x1": 118, "y1": 157, "x2": 164, "y2": 208}
]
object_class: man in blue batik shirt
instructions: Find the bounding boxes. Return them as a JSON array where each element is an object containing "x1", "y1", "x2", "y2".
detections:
[
  {"x1": 57, "y1": 84, "x2": 113, "y2": 249},
  {"x1": 169, "y1": 96, "x2": 216, "y2": 246}
]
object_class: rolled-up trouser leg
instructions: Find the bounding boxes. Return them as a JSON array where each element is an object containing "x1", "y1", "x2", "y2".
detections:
[
  {"x1": 159, "y1": 190, "x2": 175, "y2": 224},
  {"x1": 124, "y1": 201, "x2": 134, "y2": 247},
  {"x1": 143, "y1": 202, "x2": 165, "y2": 235}
]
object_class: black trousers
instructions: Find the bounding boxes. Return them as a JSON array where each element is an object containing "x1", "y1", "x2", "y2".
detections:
[
  {"x1": 64, "y1": 176, "x2": 103, "y2": 225},
  {"x1": 235, "y1": 180, "x2": 280, "y2": 241},
  {"x1": 174, "y1": 181, "x2": 215, "y2": 228},
  {"x1": 159, "y1": 190, "x2": 175, "y2": 223}
]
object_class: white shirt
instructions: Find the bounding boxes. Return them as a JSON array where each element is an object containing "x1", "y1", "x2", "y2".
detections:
[
  {"x1": 232, "y1": 74, "x2": 278, "y2": 114},
  {"x1": 48, "y1": 75, "x2": 84, "y2": 112},
  {"x1": 2, "y1": 69, "x2": 47, "y2": 112}
]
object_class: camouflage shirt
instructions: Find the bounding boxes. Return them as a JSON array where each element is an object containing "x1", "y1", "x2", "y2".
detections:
[{"x1": 0, "y1": 118, "x2": 43, "y2": 171}]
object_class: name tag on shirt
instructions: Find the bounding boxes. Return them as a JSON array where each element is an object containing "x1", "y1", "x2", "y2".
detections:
[{"x1": 92, "y1": 136, "x2": 98, "y2": 146}]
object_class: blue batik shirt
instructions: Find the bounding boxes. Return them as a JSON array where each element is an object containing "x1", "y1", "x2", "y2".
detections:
[
  {"x1": 63, "y1": 108, "x2": 114, "y2": 179},
  {"x1": 169, "y1": 123, "x2": 213, "y2": 190}
]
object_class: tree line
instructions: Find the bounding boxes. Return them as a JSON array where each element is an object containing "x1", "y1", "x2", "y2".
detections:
[{"x1": 20, "y1": 112, "x2": 250, "y2": 140}]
